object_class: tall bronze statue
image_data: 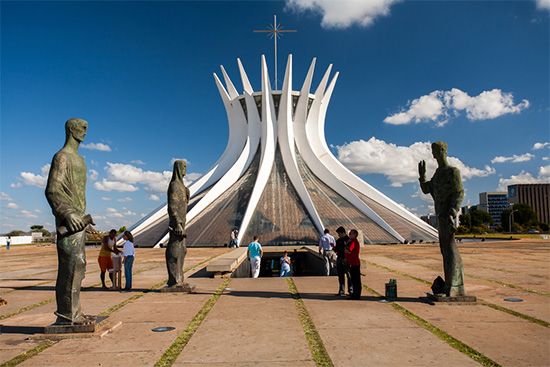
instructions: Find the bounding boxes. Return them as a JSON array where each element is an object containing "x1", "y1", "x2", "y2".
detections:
[
  {"x1": 45, "y1": 118, "x2": 94, "y2": 325},
  {"x1": 165, "y1": 160, "x2": 190, "y2": 288},
  {"x1": 419, "y1": 141, "x2": 466, "y2": 297}
]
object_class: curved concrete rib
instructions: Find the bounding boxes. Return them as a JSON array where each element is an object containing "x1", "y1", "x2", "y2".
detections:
[
  {"x1": 129, "y1": 71, "x2": 247, "y2": 240},
  {"x1": 237, "y1": 58, "x2": 254, "y2": 94},
  {"x1": 156, "y1": 88, "x2": 261, "y2": 247},
  {"x1": 278, "y1": 55, "x2": 324, "y2": 234},
  {"x1": 306, "y1": 71, "x2": 438, "y2": 238},
  {"x1": 237, "y1": 55, "x2": 277, "y2": 243},
  {"x1": 295, "y1": 65, "x2": 403, "y2": 243}
]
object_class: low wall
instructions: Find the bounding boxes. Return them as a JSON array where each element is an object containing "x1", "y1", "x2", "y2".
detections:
[{"x1": 0, "y1": 236, "x2": 33, "y2": 246}]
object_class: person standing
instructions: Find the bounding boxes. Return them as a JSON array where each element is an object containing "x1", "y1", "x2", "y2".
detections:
[
  {"x1": 98, "y1": 229, "x2": 117, "y2": 289},
  {"x1": 247, "y1": 236, "x2": 263, "y2": 278},
  {"x1": 318, "y1": 228, "x2": 336, "y2": 276},
  {"x1": 335, "y1": 226, "x2": 352, "y2": 296},
  {"x1": 345, "y1": 229, "x2": 362, "y2": 300},
  {"x1": 229, "y1": 228, "x2": 239, "y2": 248},
  {"x1": 6, "y1": 236, "x2": 10, "y2": 250},
  {"x1": 280, "y1": 251, "x2": 292, "y2": 277},
  {"x1": 121, "y1": 231, "x2": 135, "y2": 291}
]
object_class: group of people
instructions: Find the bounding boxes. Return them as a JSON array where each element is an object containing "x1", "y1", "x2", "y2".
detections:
[
  {"x1": 97, "y1": 229, "x2": 135, "y2": 291},
  {"x1": 318, "y1": 227, "x2": 362, "y2": 300},
  {"x1": 245, "y1": 227, "x2": 362, "y2": 300}
]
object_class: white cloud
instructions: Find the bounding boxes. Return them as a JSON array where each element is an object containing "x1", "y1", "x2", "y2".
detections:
[
  {"x1": 384, "y1": 88, "x2": 529, "y2": 126},
  {"x1": 94, "y1": 179, "x2": 138, "y2": 192},
  {"x1": 543, "y1": 157, "x2": 550, "y2": 161},
  {"x1": 106, "y1": 207, "x2": 124, "y2": 218},
  {"x1": 497, "y1": 165, "x2": 550, "y2": 191},
  {"x1": 88, "y1": 169, "x2": 99, "y2": 181},
  {"x1": 491, "y1": 153, "x2": 534, "y2": 164},
  {"x1": 536, "y1": 0, "x2": 550, "y2": 10},
  {"x1": 105, "y1": 207, "x2": 136, "y2": 219},
  {"x1": 533, "y1": 142, "x2": 550, "y2": 150},
  {"x1": 149, "y1": 194, "x2": 160, "y2": 201},
  {"x1": 10, "y1": 182, "x2": 22, "y2": 189},
  {"x1": 540, "y1": 165, "x2": 550, "y2": 178},
  {"x1": 101, "y1": 196, "x2": 111, "y2": 201},
  {"x1": 0, "y1": 192, "x2": 11, "y2": 201},
  {"x1": 130, "y1": 160, "x2": 146, "y2": 165},
  {"x1": 6, "y1": 202, "x2": 18, "y2": 209},
  {"x1": 81, "y1": 142, "x2": 112, "y2": 152},
  {"x1": 286, "y1": 0, "x2": 399, "y2": 29},
  {"x1": 117, "y1": 197, "x2": 133, "y2": 202},
  {"x1": 336, "y1": 137, "x2": 495, "y2": 187},
  {"x1": 19, "y1": 164, "x2": 50, "y2": 188},
  {"x1": 102, "y1": 162, "x2": 201, "y2": 192},
  {"x1": 19, "y1": 210, "x2": 38, "y2": 218}
]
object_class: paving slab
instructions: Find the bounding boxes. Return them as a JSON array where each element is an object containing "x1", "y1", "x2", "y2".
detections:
[
  {"x1": 21, "y1": 278, "x2": 224, "y2": 367},
  {"x1": 364, "y1": 263, "x2": 550, "y2": 366},
  {"x1": 292, "y1": 277, "x2": 478, "y2": 367},
  {"x1": 174, "y1": 277, "x2": 313, "y2": 366}
]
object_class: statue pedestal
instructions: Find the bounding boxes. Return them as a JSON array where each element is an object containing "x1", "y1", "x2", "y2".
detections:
[
  {"x1": 44, "y1": 315, "x2": 104, "y2": 334},
  {"x1": 160, "y1": 283, "x2": 196, "y2": 293},
  {"x1": 427, "y1": 293, "x2": 477, "y2": 303}
]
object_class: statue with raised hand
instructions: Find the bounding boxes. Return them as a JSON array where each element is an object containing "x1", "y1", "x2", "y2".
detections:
[
  {"x1": 45, "y1": 118, "x2": 94, "y2": 325},
  {"x1": 419, "y1": 141, "x2": 466, "y2": 297},
  {"x1": 166, "y1": 160, "x2": 190, "y2": 288}
]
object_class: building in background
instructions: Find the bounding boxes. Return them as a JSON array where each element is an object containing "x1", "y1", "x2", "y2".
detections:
[
  {"x1": 421, "y1": 214, "x2": 438, "y2": 229},
  {"x1": 479, "y1": 192, "x2": 509, "y2": 228},
  {"x1": 508, "y1": 184, "x2": 550, "y2": 225}
]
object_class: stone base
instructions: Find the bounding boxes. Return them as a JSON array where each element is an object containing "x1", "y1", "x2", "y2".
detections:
[
  {"x1": 427, "y1": 293, "x2": 477, "y2": 303},
  {"x1": 43, "y1": 315, "x2": 105, "y2": 334},
  {"x1": 160, "y1": 283, "x2": 196, "y2": 293}
]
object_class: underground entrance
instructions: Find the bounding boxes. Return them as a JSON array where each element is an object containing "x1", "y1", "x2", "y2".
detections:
[{"x1": 194, "y1": 246, "x2": 335, "y2": 278}]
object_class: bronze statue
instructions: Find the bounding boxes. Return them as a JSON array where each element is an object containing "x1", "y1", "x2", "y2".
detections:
[
  {"x1": 166, "y1": 160, "x2": 190, "y2": 287},
  {"x1": 45, "y1": 118, "x2": 94, "y2": 325},
  {"x1": 419, "y1": 141, "x2": 466, "y2": 297}
]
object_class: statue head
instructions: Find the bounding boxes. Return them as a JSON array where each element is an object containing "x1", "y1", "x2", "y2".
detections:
[
  {"x1": 65, "y1": 118, "x2": 88, "y2": 143},
  {"x1": 431, "y1": 141, "x2": 448, "y2": 161},
  {"x1": 172, "y1": 160, "x2": 187, "y2": 182}
]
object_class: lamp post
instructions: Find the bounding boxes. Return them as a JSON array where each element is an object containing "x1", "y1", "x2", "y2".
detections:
[{"x1": 508, "y1": 209, "x2": 518, "y2": 233}]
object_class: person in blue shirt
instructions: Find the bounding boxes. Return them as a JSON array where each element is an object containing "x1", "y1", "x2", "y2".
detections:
[{"x1": 247, "y1": 236, "x2": 263, "y2": 278}]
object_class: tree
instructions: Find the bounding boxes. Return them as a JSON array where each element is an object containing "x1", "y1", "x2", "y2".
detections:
[
  {"x1": 459, "y1": 213, "x2": 471, "y2": 228},
  {"x1": 6, "y1": 230, "x2": 26, "y2": 236},
  {"x1": 117, "y1": 226, "x2": 126, "y2": 234},
  {"x1": 470, "y1": 209, "x2": 493, "y2": 228},
  {"x1": 30, "y1": 225, "x2": 44, "y2": 231},
  {"x1": 501, "y1": 204, "x2": 538, "y2": 232}
]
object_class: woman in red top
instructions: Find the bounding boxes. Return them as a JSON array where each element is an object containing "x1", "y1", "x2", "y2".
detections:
[{"x1": 345, "y1": 229, "x2": 362, "y2": 300}]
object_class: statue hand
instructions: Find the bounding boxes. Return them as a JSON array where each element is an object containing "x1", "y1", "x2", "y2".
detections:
[
  {"x1": 418, "y1": 160, "x2": 426, "y2": 180},
  {"x1": 174, "y1": 223, "x2": 184, "y2": 236},
  {"x1": 66, "y1": 213, "x2": 85, "y2": 233}
]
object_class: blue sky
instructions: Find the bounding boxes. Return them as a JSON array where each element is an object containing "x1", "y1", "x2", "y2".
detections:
[{"x1": 1, "y1": 0, "x2": 549, "y2": 233}]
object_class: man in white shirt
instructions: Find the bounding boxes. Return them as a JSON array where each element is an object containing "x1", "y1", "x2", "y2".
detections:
[{"x1": 318, "y1": 228, "x2": 336, "y2": 276}]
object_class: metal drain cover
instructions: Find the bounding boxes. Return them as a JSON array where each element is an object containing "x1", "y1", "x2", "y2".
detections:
[
  {"x1": 503, "y1": 297, "x2": 524, "y2": 302},
  {"x1": 152, "y1": 326, "x2": 176, "y2": 332}
]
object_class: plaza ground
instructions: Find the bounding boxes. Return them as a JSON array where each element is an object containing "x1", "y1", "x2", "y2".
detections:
[{"x1": 1, "y1": 240, "x2": 549, "y2": 366}]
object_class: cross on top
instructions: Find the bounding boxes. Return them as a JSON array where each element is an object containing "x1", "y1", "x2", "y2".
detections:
[{"x1": 254, "y1": 15, "x2": 297, "y2": 90}]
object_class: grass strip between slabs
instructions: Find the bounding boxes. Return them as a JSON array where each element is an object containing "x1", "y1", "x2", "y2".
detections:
[
  {"x1": 154, "y1": 278, "x2": 231, "y2": 367},
  {"x1": 287, "y1": 278, "x2": 334, "y2": 367},
  {"x1": 0, "y1": 255, "x2": 221, "y2": 366},
  {"x1": 363, "y1": 284, "x2": 501, "y2": 367},
  {"x1": 376, "y1": 254, "x2": 550, "y2": 297},
  {"x1": 366, "y1": 259, "x2": 550, "y2": 328},
  {"x1": 0, "y1": 340, "x2": 56, "y2": 367}
]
